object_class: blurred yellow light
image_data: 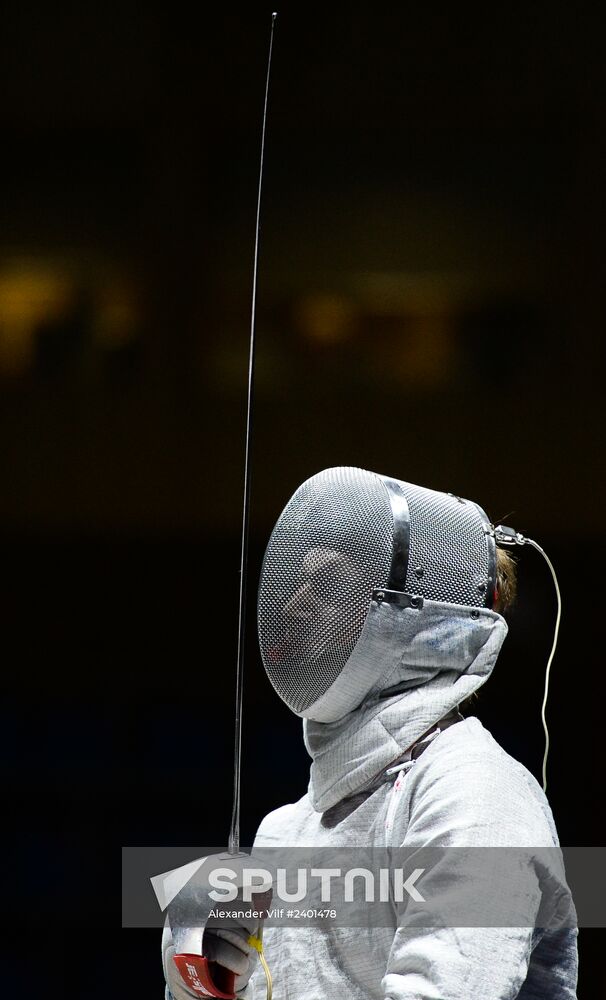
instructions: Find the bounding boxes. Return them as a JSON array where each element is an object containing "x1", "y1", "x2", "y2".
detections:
[
  {"x1": 0, "y1": 267, "x2": 73, "y2": 374},
  {"x1": 295, "y1": 292, "x2": 357, "y2": 344}
]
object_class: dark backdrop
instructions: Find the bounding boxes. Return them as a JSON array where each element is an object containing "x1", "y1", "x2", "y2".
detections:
[{"x1": 1, "y1": 5, "x2": 604, "y2": 997}]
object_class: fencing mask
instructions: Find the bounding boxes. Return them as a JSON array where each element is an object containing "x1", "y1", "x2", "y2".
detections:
[{"x1": 257, "y1": 467, "x2": 499, "y2": 723}]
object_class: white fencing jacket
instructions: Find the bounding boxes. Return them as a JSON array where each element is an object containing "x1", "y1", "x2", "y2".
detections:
[{"x1": 247, "y1": 601, "x2": 578, "y2": 1000}]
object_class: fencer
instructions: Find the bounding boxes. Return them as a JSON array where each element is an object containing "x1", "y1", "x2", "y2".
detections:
[{"x1": 164, "y1": 466, "x2": 578, "y2": 1000}]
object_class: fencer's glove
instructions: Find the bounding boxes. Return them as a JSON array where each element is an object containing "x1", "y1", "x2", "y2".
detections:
[{"x1": 162, "y1": 919, "x2": 260, "y2": 999}]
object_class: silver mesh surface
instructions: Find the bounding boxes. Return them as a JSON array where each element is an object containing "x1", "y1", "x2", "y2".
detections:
[
  {"x1": 258, "y1": 468, "x2": 394, "y2": 714},
  {"x1": 395, "y1": 480, "x2": 491, "y2": 607}
]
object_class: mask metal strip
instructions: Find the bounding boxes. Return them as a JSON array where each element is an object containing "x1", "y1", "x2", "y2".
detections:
[
  {"x1": 372, "y1": 589, "x2": 424, "y2": 609},
  {"x1": 379, "y1": 476, "x2": 411, "y2": 592}
]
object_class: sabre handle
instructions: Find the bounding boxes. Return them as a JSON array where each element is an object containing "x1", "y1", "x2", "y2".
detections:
[{"x1": 172, "y1": 954, "x2": 236, "y2": 1000}]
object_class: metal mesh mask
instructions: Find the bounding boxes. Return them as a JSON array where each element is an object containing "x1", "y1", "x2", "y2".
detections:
[{"x1": 258, "y1": 467, "x2": 496, "y2": 717}]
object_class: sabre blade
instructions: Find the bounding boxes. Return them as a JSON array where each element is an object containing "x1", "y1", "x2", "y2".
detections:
[{"x1": 229, "y1": 12, "x2": 278, "y2": 858}]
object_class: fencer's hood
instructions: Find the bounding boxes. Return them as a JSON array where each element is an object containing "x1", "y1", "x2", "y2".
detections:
[
  {"x1": 303, "y1": 599, "x2": 507, "y2": 810},
  {"x1": 257, "y1": 466, "x2": 509, "y2": 809}
]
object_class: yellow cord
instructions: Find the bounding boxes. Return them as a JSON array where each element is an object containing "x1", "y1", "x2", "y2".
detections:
[{"x1": 248, "y1": 928, "x2": 272, "y2": 1000}]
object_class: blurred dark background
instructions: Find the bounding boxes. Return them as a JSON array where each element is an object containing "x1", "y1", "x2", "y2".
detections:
[{"x1": 2, "y1": 4, "x2": 604, "y2": 997}]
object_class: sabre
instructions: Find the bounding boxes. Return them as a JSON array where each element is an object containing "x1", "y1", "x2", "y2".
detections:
[
  {"x1": 230, "y1": 12, "x2": 278, "y2": 857},
  {"x1": 161, "y1": 16, "x2": 278, "y2": 1000}
]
